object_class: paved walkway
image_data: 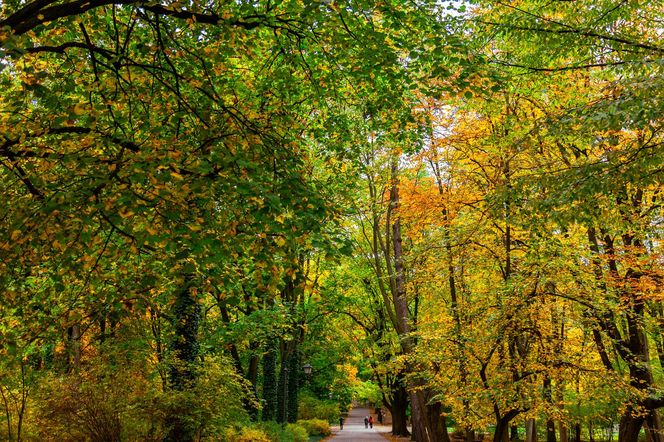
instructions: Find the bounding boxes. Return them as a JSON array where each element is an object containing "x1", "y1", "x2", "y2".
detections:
[{"x1": 329, "y1": 407, "x2": 386, "y2": 441}]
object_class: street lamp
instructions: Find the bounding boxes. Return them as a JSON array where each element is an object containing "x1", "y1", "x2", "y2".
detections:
[{"x1": 303, "y1": 363, "x2": 312, "y2": 376}]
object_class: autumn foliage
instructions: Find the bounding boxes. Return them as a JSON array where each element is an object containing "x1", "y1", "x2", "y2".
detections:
[{"x1": 0, "y1": 0, "x2": 662, "y2": 441}]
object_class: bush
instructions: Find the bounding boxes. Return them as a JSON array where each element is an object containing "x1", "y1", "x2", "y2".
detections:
[
  {"x1": 235, "y1": 421, "x2": 310, "y2": 442},
  {"x1": 298, "y1": 392, "x2": 340, "y2": 423},
  {"x1": 243, "y1": 427, "x2": 270, "y2": 442},
  {"x1": 222, "y1": 426, "x2": 271, "y2": 442},
  {"x1": 285, "y1": 423, "x2": 309, "y2": 442},
  {"x1": 297, "y1": 419, "x2": 331, "y2": 437},
  {"x1": 221, "y1": 421, "x2": 321, "y2": 442},
  {"x1": 256, "y1": 421, "x2": 290, "y2": 441},
  {"x1": 34, "y1": 369, "x2": 136, "y2": 441},
  {"x1": 33, "y1": 352, "x2": 249, "y2": 441}
]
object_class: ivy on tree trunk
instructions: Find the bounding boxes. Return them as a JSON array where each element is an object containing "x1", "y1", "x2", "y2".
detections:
[
  {"x1": 262, "y1": 339, "x2": 279, "y2": 422},
  {"x1": 287, "y1": 344, "x2": 300, "y2": 423},
  {"x1": 165, "y1": 275, "x2": 201, "y2": 442}
]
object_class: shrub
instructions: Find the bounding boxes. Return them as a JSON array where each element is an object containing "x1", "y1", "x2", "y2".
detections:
[
  {"x1": 33, "y1": 352, "x2": 249, "y2": 441},
  {"x1": 285, "y1": 423, "x2": 309, "y2": 442},
  {"x1": 222, "y1": 426, "x2": 271, "y2": 442},
  {"x1": 34, "y1": 371, "x2": 130, "y2": 442},
  {"x1": 256, "y1": 421, "x2": 290, "y2": 441},
  {"x1": 298, "y1": 392, "x2": 339, "y2": 423},
  {"x1": 250, "y1": 421, "x2": 310, "y2": 442},
  {"x1": 190, "y1": 356, "x2": 252, "y2": 433},
  {"x1": 297, "y1": 419, "x2": 331, "y2": 437}
]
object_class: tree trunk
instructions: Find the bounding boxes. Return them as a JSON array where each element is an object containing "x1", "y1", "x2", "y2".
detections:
[
  {"x1": 66, "y1": 324, "x2": 81, "y2": 373},
  {"x1": 390, "y1": 163, "x2": 448, "y2": 442},
  {"x1": 618, "y1": 409, "x2": 645, "y2": 442},
  {"x1": 525, "y1": 419, "x2": 536, "y2": 442},
  {"x1": 287, "y1": 345, "x2": 300, "y2": 423},
  {"x1": 426, "y1": 399, "x2": 451, "y2": 442},
  {"x1": 492, "y1": 408, "x2": 522, "y2": 442},
  {"x1": 559, "y1": 424, "x2": 567, "y2": 442},
  {"x1": 277, "y1": 349, "x2": 289, "y2": 424},
  {"x1": 495, "y1": 417, "x2": 514, "y2": 442},
  {"x1": 391, "y1": 377, "x2": 410, "y2": 437},
  {"x1": 432, "y1": 153, "x2": 471, "y2": 442},
  {"x1": 247, "y1": 342, "x2": 260, "y2": 420},
  {"x1": 410, "y1": 388, "x2": 451, "y2": 442},
  {"x1": 407, "y1": 386, "x2": 450, "y2": 442},
  {"x1": 587, "y1": 229, "x2": 660, "y2": 442},
  {"x1": 546, "y1": 419, "x2": 556, "y2": 442},
  {"x1": 652, "y1": 303, "x2": 664, "y2": 370},
  {"x1": 543, "y1": 377, "x2": 556, "y2": 442},
  {"x1": 164, "y1": 276, "x2": 201, "y2": 442},
  {"x1": 261, "y1": 340, "x2": 278, "y2": 421},
  {"x1": 546, "y1": 420, "x2": 556, "y2": 442},
  {"x1": 644, "y1": 410, "x2": 664, "y2": 442},
  {"x1": 17, "y1": 362, "x2": 27, "y2": 442},
  {"x1": 617, "y1": 306, "x2": 655, "y2": 442},
  {"x1": 554, "y1": 315, "x2": 567, "y2": 442},
  {"x1": 409, "y1": 390, "x2": 428, "y2": 442},
  {"x1": 390, "y1": 163, "x2": 417, "y2": 440}
]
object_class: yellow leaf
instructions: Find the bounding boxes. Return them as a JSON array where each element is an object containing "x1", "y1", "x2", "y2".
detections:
[{"x1": 72, "y1": 104, "x2": 86, "y2": 115}]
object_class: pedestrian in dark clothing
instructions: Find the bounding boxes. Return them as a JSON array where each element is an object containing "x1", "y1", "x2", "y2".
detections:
[
  {"x1": 339, "y1": 417, "x2": 344, "y2": 430},
  {"x1": 364, "y1": 416, "x2": 369, "y2": 428},
  {"x1": 377, "y1": 409, "x2": 383, "y2": 424}
]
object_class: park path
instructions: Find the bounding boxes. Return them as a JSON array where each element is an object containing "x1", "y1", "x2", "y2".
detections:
[{"x1": 329, "y1": 407, "x2": 386, "y2": 441}]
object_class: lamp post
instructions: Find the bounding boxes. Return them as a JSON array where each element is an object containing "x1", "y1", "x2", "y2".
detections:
[{"x1": 284, "y1": 363, "x2": 312, "y2": 424}]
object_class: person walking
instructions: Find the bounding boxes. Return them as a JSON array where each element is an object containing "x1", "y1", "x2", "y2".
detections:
[
  {"x1": 339, "y1": 416, "x2": 344, "y2": 430},
  {"x1": 364, "y1": 416, "x2": 369, "y2": 429},
  {"x1": 368, "y1": 415, "x2": 374, "y2": 429},
  {"x1": 329, "y1": 408, "x2": 384, "y2": 440}
]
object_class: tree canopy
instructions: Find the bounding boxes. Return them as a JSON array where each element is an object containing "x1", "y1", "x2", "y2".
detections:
[{"x1": 0, "y1": 0, "x2": 662, "y2": 441}]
